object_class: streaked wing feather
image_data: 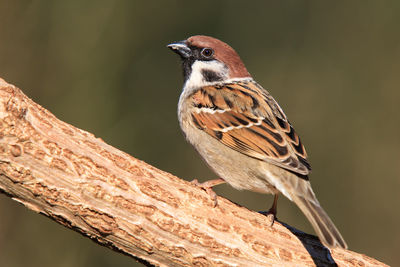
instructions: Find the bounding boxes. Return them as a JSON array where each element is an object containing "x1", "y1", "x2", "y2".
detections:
[{"x1": 190, "y1": 80, "x2": 311, "y2": 176}]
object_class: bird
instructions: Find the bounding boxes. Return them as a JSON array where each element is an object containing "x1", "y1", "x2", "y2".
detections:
[{"x1": 167, "y1": 35, "x2": 347, "y2": 249}]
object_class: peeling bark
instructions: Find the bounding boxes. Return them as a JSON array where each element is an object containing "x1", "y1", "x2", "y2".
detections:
[{"x1": 0, "y1": 78, "x2": 387, "y2": 266}]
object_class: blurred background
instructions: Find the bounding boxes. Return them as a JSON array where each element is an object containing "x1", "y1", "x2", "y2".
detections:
[{"x1": 0, "y1": 1, "x2": 398, "y2": 266}]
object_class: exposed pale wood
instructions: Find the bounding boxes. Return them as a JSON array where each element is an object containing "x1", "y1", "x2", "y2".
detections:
[{"x1": 0, "y1": 78, "x2": 387, "y2": 267}]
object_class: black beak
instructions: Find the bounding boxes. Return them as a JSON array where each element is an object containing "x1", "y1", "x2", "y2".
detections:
[{"x1": 167, "y1": 40, "x2": 191, "y2": 58}]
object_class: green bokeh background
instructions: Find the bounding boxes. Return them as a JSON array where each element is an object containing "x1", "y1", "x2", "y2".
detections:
[{"x1": 0, "y1": 1, "x2": 399, "y2": 266}]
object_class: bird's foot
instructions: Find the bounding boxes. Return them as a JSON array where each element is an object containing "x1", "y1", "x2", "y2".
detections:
[
  {"x1": 259, "y1": 194, "x2": 279, "y2": 226},
  {"x1": 259, "y1": 209, "x2": 277, "y2": 226},
  {"x1": 190, "y1": 178, "x2": 225, "y2": 207}
]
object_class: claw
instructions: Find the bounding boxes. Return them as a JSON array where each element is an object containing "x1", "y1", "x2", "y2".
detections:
[{"x1": 266, "y1": 212, "x2": 276, "y2": 227}]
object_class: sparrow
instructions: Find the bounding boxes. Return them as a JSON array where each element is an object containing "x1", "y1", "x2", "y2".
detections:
[{"x1": 168, "y1": 35, "x2": 347, "y2": 249}]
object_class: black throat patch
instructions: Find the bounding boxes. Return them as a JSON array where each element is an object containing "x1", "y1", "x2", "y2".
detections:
[{"x1": 182, "y1": 58, "x2": 195, "y2": 82}]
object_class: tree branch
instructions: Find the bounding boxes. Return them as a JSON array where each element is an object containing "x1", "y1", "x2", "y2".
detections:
[{"x1": 0, "y1": 78, "x2": 386, "y2": 267}]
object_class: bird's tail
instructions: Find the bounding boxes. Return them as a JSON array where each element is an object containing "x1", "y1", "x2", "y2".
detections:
[{"x1": 291, "y1": 194, "x2": 348, "y2": 249}]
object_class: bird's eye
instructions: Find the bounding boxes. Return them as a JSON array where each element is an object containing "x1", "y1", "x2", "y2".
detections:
[{"x1": 201, "y1": 48, "x2": 214, "y2": 58}]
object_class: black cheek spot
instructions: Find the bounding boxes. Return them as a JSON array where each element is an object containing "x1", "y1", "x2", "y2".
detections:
[{"x1": 202, "y1": 69, "x2": 223, "y2": 82}]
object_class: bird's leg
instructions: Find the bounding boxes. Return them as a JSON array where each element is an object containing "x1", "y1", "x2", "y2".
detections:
[
  {"x1": 269, "y1": 194, "x2": 279, "y2": 225},
  {"x1": 269, "y1": 194, "x2": 279, "y2": 216},
  {"x1": 261, "y1": 194, "x2": 279, "y2": 226},
  {"x1": 191, "y1": 178, "x2": 226, "y2": 207}
]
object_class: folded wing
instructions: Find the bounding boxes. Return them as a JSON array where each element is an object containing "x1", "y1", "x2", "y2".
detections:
[{"x1": 190, "y1": 81, "x2": 311, "y2": 176}]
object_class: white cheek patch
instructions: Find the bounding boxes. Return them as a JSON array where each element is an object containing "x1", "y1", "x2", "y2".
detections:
[{"x1": 184, "y1": 60, "x2": 228, "y2": 90}]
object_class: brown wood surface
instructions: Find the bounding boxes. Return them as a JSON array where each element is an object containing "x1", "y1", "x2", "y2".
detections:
[{"x1": 0, "y1": 78, "x2": 387, "y2": 266}]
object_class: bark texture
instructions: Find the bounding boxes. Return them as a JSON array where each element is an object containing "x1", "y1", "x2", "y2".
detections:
[{"x1": 0, "y1": 78, "x2": 387, "y2": 266}]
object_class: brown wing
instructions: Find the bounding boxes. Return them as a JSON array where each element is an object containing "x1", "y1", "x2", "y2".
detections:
[{"x1": 190, "y1": 80, "x2": 311, "y2": 176}]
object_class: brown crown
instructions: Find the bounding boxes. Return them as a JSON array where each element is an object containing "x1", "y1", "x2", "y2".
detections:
[{"x1": 187, "y1": 35, "x2": 251, "y2": 79}]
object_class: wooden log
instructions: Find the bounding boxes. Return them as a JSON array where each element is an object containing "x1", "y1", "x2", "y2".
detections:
[{"x1": 0, "y1": 78, "x2": 387, "y2": 266}]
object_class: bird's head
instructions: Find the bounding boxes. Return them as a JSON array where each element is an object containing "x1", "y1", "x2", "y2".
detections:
[{"x1": 168, "y1": 35, "x2": 251, "y2": 87}]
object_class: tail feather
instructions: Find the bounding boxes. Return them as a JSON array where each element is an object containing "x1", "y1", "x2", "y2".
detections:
[
  {"x1": 292, "y1": 195, "x2": 348, "y2": 249},
  {"x1": 266, "y1": 167, "x2": 347, "y2": 248}
]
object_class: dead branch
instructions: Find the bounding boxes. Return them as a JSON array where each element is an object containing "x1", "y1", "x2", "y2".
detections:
[{"x1": 0, "y1": 78, "x2": 387, "y2": 266}]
